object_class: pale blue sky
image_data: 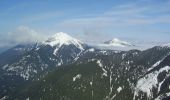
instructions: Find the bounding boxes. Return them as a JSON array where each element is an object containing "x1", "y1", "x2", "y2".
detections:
[{"x1": 0, "y1": 0, "x2": 170, "y2": 48}]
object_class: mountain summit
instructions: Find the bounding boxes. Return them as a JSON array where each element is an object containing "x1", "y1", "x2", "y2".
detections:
[
  {"x1": 44, "y1": 32, "x2": 84, "y2": 49},
  {"x1": 43, "y1": 32, "x2": 85, "y2": 55},
  {"x1": 104, "y1": 38, "x2": 134, "y2": 47}
]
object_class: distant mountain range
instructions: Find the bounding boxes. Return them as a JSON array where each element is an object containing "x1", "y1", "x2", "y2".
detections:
[{"x1": 0, "y1": 32, "x2": 170, "y2": 100}]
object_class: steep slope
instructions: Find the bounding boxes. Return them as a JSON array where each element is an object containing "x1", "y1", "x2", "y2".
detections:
[{"x1": 134, "y1": 51, "x2": 170, "y2": 100}]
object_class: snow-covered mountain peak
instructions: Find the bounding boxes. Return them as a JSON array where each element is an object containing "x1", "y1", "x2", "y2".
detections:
[
  {"x1": 52, "y1": 32, "x2": 75, "y2": 41},
  {"x1": 110, "y1": 38, "x2": 120, "y2": 42},
  {"x1": 43, "y1": 32, "x2": 85, "y2": 55},
  {"x1": 104, "y1": 38, "x2": 134, "y2": 47},
  {"x1": 44, "y1": 32, "x2": 84, "y2": 47}
]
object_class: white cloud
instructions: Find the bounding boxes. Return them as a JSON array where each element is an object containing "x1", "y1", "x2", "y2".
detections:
[
  {"x1": 11, "y1": 26, "x2": 47, "y2": 43},
  {"x1": 0, "y1": 26, "x2": 48, "y2": 47}
]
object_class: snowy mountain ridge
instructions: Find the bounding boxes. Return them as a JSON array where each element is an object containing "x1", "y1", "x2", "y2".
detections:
[
  {"x1": 44, "y1": 32, "x2": 84, "y2": 49},
  {"x1": 43, "y1": 32, "x2": 85, "y2": 55},
  {"x1": 104, "y1": 38, "x2": 134, "y2": 47}
]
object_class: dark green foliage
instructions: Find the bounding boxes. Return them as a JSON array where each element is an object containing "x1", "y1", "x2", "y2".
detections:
[{"x1": 11, "y1": 62, "x2": 111, "y2": 100}]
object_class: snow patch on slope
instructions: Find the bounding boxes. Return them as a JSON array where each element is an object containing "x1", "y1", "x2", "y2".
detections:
[
  {"x1": 73, "y1": 74, "x2": 82, "y2": 82},
  {"x1": 148, "y1": 54, "x2": 169, "y2": 71},
  {"x1": 148, "y1": 60, "x2": 161, "y2": 71},
  {"x1": 97, "y1": 60, "x2": 107, "y2": 77},
  {"x1": 133, "y1": 66, "x2": 170, "y2": 99},
  {"x1": 117, "y1": 87, "x2": 122, "y2": 93}
]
